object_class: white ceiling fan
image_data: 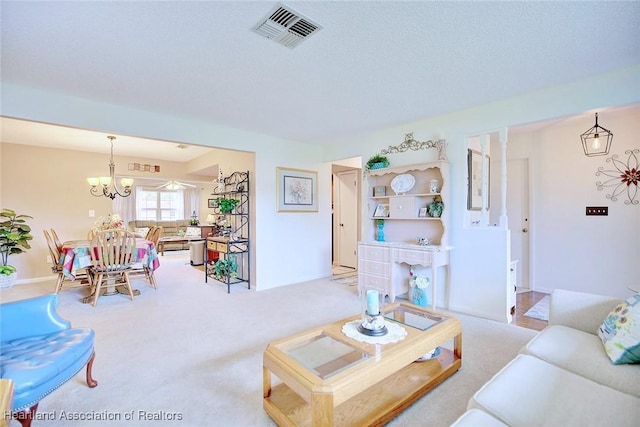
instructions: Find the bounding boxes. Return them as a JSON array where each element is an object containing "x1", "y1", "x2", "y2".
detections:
[{"x1": 156, "y1": 180, "x2": 197, "y2": 190}]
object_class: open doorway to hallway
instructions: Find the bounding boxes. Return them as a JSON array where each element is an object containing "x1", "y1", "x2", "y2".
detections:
[{"x1": 331, "y1": 157, "x2": 362, "y2": 275}]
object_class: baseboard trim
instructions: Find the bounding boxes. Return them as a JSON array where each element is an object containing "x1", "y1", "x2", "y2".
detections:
[{"x1": 16, "y1": 276, "x2": 52, "y2": 285}]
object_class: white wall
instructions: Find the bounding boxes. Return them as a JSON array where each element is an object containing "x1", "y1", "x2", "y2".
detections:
[{"x1": 509, "y1": 106, "x2": 640, "y2": 298}]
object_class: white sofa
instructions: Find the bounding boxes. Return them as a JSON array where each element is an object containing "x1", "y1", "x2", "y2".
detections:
[{"x1": 452, "y1": 289, "x2": 640, "y2": 426}]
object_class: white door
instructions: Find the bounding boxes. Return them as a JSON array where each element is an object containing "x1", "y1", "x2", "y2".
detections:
[
  {"x1": 507, "y1": 159, "x2": 530, "y2": 290},
  {"x1": 337, "y1": 170, "x2": 358, "y2": 268}
]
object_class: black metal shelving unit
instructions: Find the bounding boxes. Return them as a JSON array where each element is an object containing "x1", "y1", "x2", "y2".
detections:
[{"x1": 204, "y1": 171, "x2": 250, "y2": 293}]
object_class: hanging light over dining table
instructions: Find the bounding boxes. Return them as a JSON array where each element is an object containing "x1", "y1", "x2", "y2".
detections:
[{"x1": 87, "y1": 135, "x2": 134, "y2": 199}]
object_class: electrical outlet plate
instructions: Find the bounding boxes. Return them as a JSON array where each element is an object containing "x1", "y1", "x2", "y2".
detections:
[{"x1": 586, "y1": 206, "x2": 608, "y2": 216}]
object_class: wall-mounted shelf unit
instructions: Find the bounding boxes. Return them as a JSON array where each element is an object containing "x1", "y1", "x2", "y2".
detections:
[{"x1": 366, "y1": 161, "x2": 450, "y2": 246}]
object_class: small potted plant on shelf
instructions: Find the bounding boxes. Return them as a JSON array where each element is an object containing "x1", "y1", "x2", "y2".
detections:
[
  {"x1": 366, "y1": 154, "x2": 389, "y2": 170},
  {"x1": 214, "y1": 197, "x2": 239, "y2": 214},
  {"x1": 427, "y1": 196, "x2": 444, "y2": 218},
  {"x1": 0, "y1": 208, "x2": 34, "y2": 288}
]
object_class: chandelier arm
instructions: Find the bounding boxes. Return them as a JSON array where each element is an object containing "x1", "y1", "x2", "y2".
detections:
[{"x1": 89, "y1": 187, "x2": 105, "y2": 198}]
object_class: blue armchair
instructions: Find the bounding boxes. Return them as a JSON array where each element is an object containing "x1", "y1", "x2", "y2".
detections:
[{"x1": 0, "y1": 294, "x2": 97, "y2": 427}]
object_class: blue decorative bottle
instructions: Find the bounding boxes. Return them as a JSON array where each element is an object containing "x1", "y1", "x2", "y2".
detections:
[{"x1": 376, "y1": 222, "x2": 385, "y2": 242}]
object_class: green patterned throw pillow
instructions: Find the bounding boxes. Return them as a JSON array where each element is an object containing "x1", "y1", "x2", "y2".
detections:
[{"x1": 598, "y1": 294, "x2": 640, "y2": 364}]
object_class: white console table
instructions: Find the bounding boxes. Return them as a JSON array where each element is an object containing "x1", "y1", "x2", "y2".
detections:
[{"x1": 358, "y1": 241, "x2": 452, "y2": 310}]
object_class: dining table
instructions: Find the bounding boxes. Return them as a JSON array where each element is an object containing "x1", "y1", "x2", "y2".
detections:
[{"x1": 60, "y1": 238, "x2": 160, "y2": 304}]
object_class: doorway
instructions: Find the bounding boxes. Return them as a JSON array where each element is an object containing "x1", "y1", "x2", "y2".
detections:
[
  {"x1": 331, "y1": 158, "x2": 361, "y2": 272},
  {"x1": 335, "y1": 170, "x2": 358, "y2": 269},
  {"x1": 507, "y1": 158, "x2": 530, "y2": 290}
]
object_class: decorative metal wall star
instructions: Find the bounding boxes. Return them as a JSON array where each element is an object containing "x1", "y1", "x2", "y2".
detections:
[{"x1": 595, "y1": 149, "x2": 639, "y2": 205}]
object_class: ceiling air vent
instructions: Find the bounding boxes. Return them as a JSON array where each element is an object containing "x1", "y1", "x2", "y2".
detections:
[{"x1": 252, "y1": 3, "x2": 322, "y2": 48}]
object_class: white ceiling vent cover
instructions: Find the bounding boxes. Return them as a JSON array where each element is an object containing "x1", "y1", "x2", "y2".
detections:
[{"x1": 252, "y1": 3, "x2": 322, "y2": 48}]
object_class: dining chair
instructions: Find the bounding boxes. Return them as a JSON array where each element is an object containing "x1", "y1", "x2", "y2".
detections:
[
  {"x1": 145, "y1": 226, "x2": 163, "y2": 247},
  {"x1": 87, "y1": 228, "x2": 97, "y2": 240},
  {"x1": 130, "y1": 226, "x2": 163, "y2": 289},
  {"x1": 43, "y1": 229, "x2": 89, "y2": 294},
  {"x1": 88, "y1": 229, "x2": 136, "y2": 307},
  {"x1": 50, "y1": 228, "x2": 63, "y2": 252}
]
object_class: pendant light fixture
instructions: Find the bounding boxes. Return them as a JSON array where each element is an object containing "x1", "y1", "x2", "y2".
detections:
[
  {"x1": 87, "y1": 136, "x2": 134, "y2": 199},
  {"x1": 580, "y1": 112, "x2": 613, "y2": 157}
]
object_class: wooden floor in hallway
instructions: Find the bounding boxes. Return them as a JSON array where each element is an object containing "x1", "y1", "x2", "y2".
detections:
[{"x1": 513, "y1": 290, "x2": 549, "y2": 331}]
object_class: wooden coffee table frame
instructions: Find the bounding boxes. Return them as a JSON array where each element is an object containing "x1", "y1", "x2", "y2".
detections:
[
  {"x1": 157, "y1": 236, "x2": 204, "y2": 255},
  {"x1": 263, "y1": 302, "x2": 462, "y2": 426}
]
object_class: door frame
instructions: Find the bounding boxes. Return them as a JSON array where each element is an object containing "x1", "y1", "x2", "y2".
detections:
[
  {"x1": 332, "y1": 166, "x2": 360, "y2": 269},
  {"x1": 507, "y1": 157, "x2": 533, "y2": 291}
]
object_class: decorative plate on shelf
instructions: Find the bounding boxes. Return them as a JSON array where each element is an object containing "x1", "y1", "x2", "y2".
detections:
[{"x1": 390, "y1": 174, "x2": 415, "y2": 195}]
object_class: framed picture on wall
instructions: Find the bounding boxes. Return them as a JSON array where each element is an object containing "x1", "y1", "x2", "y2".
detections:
[
  {"x1": 276, "y1": 167, "x2": 318, "y2": 212},
  {"x1": 467, "y1": 149, "x2": 490, "y2": 211},
  {"x1": 208, "y1": 199, "x2": 217, "y2": 208}
]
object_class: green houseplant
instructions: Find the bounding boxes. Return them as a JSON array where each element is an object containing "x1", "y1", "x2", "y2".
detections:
[
  {"x1": 0, "y1": 208, "x2": 34, "y2": 286},
  {"x1": 427, "y1": 196, "x2": 444, "y2": 218},
  {"x1": 212, "y1": 257, "x2": 238, "y2": 281},
  {"x1": 366, "y1": 154, "x2": 389, "y2": 170},
  {"x1": 214, "y1": 197, "x2": 239, "y2": 214}
]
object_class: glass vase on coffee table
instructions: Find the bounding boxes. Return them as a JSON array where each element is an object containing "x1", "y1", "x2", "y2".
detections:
[{"x1": 358, "y1": 287, "x2": 388, "y2": 336}]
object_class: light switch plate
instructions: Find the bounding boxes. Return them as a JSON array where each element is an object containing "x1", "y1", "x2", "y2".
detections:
[{"x1": 586, "y1": 206, "x2": 608, "y2": 216}]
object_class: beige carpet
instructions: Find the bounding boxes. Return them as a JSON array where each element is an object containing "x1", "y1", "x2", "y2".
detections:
[{"x1": 1, "y1": 252, "x2": 537, "y2": 426}]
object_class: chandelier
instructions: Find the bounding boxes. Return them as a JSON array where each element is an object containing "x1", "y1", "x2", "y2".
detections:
[
  {"x1": 87, "y1": 136, "x2": 134, "y2": 199},
  {"x1": 580, "y1": 112, "x2": 613, "y2": 157}
]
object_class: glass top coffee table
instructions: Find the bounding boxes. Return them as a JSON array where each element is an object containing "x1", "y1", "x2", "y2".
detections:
[{"x1": 263, "y1": 302, "x2": 462, "y2": 426}]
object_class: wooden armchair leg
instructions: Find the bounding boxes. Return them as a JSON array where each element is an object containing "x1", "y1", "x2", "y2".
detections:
[
  {"x1": 54, "y1": 273, "x2": 64, "y2": 294},
  {"x1": 86, "y1": 351, "x2": 98, "y2": 388},
  {"x1": 13, "y1": 403, "x2": 38, "y2": 427}
]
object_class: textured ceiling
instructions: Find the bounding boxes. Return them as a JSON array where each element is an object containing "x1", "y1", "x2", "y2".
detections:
[{"x1": 1, "y1": 1, "x2": 639, "y2": 158}]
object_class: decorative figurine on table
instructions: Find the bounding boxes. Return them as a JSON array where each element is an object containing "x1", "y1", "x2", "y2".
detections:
[{"x1": 416, "y1": 237, "x2": 431, "y2": 246}]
